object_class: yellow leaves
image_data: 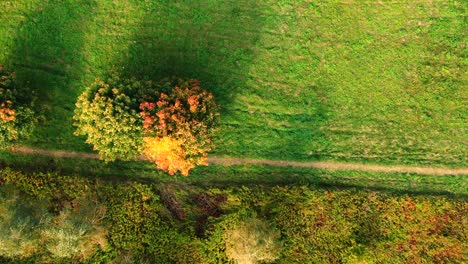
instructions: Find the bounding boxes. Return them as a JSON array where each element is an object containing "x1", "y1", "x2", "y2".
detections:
[{"x1": 143, "y1": 136, "x2": 195, "y2": 176}]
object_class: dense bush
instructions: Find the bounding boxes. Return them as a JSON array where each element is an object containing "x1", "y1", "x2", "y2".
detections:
[
  {"x1": 270, "y1": 187, "x2": 356, "y2": 263},
  {"x1": 140, "y1": 79, "x2": 219, "y2": 176},
  {"x1": 74, "y1": 74, "x2": 219, "y2": 175},
  {"x1": 0, "y1": 66, "x2": 34, "y2": 148},
  {"x1": 73, "y1": 74, "x2": 147, "y2": 161},
  {"x1": 105, "y1": 183, "x2": 207, "y2": 263}
]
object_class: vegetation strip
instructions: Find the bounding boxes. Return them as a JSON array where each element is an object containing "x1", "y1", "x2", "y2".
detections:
[{"x1": 11, "y1": 146, "x2": 468, "y2": 176}]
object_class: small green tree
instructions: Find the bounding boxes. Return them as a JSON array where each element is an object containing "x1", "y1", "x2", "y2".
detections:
[{"x1": 73, "y1": 74, "x2": 147, "y2": 161}]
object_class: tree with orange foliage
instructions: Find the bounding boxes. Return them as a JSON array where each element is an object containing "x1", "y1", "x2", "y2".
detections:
[
  {"x1": 142, "y1": 136, "x2": 195, "y2": 176},
  {"x1": 140, "y1": 79, "x2": 218, "y2": 176}
]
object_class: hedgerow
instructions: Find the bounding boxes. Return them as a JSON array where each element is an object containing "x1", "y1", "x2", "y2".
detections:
[{"x1": 0, "y1": 168, "x2": 466, "y2": 263}]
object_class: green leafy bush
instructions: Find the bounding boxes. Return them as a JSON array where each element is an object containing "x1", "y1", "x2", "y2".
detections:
[
  {"x1": 73, "y1": 74, "x2": 147, "y2": 161},
  {"x1": 105, "y1": 183, "x2": 206, "y2": 263},
  {"x1": 105, "y1": 183, "x2": 165, "y2": 251},
  {"x1": 264, "y1": 187, "x2": 354, "y2": 263},
  {"x1": 0, "y1": 66, "x2": 34, "y2": 148}
]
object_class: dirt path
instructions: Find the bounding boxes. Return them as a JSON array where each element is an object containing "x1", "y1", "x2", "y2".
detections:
[{"x1": 9, "y1": 146, "x2": 468, "y2": 176}]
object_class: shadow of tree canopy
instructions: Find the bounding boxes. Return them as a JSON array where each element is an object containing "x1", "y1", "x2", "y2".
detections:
[
  {"x1": 116, "y1": 0, "x2": 268, "y2": 108},
  {"x1": 113, "y1": 1, "x2": 331, "y2": 162},
  {"x1": 4, "y1": 0, "x2": 97, "y2": 149}
]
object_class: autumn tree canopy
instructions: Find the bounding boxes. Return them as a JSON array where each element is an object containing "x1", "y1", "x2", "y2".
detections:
[
  {"x1": 74, "y1": 75, "x2": 219, "y2": 176},
  {"x1": 140, "y1": 79, "x2": 218, "y2": 176}
]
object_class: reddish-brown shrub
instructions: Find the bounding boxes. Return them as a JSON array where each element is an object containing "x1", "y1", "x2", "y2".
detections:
[{"x1": 0, "y1": 65, "x2": 34, "y2": 147}]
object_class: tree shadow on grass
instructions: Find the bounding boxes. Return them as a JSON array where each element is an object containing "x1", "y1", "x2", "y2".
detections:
[
  {"x1": 116, "y1": 0, "x2": 268, "y2": 109},
  {"x1": 5, "y1": 0, "x2": 97, "y2": 150},
  {"x1": 259, "y1": 99, "x2": 330, "y2": 162}
]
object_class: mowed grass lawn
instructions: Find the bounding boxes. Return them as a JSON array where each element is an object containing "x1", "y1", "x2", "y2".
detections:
[{"x1": 0, "y1": 0, "x2": 466, "y2": 166}]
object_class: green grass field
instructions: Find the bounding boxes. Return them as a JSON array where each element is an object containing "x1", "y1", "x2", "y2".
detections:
[
  {"x1": 0, "y1": 0, "x2": 466, "y2": 167},
  {"x1": 0, "y1": 2, "x2": 466, "y2": 261}
]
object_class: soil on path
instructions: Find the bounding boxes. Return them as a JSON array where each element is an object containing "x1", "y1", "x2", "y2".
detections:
[{"x1": 10, "y1": 146, "x2": 468, "y2": 176}]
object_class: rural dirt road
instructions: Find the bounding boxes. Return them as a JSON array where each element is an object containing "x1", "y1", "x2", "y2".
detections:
[{"x1": 9, "y1": 146, "x2": 468, "y2": 176}]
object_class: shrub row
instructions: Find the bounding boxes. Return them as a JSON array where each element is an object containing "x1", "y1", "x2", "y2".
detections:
[
  {"x1": 0, "y1": 168, "x2": 466, "y2": 263},
  {"x1": 0, "y1": 169, "x2": 106, "y2": 262}
]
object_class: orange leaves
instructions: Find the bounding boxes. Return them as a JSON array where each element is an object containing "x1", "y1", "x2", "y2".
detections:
[
  {"x1": 187, "y1": 95, "x2": 199, "y2": 113},
  {"x1": 139, "y1": 79, "x2": 218, "y2": 138},
  {"x1": 143, "y1": 136, "x2": 195, "y2": 176},
  {"x1": 0, "y1": 108, "x2": 16, "y2": 123},
  {"x1": 0, "y1": 68, "x2": 16, "y2": 124},
  {"x1": 0, "y1": 101, "x2": 16, "y2": 123},
  {"x1": 139, "y1": 78, "x2": 218, "y2": 176}
]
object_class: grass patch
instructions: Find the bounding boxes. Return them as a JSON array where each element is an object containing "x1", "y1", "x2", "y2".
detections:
[{"x1": 0, "y1": 0, "x2": 466, "y2": 166}]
